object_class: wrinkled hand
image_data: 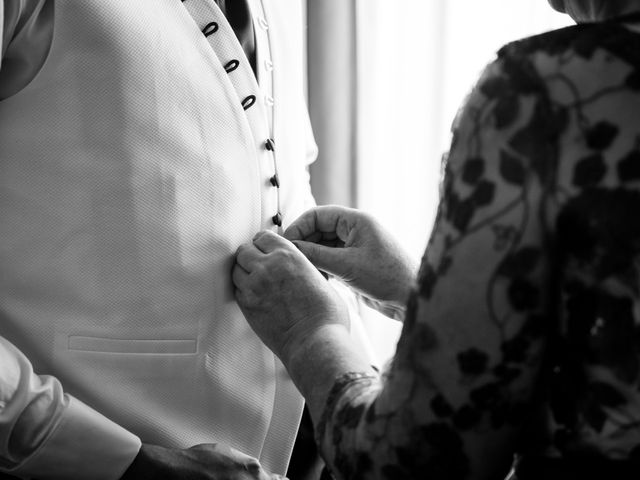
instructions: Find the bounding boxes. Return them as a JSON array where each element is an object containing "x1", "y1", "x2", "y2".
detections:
[
  {"x1": 120, "y1": 443, "x2": 284, "y2": 480},
  {"x1": 284, "y1": 206, "x2": 417, "y2": 318},
  {"x1": 232, "y1": 230, "x2": 349, "y2": 364}
]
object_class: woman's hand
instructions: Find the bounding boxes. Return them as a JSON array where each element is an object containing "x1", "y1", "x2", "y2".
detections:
[
  {"x1": 232, "y1": 230, "x2": 349, "y2": 365},
  {"x1": 284, "y1": 206, "x2": 418, "y2": 319}
]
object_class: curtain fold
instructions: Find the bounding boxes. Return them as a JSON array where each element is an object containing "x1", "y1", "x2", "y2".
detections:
[
  {"x1": 307, "y1": 1, "x2": 451, "y2": 259},
  {"x1": 306, "y1": 0, "x2": 571, "y2": 257},
  {"x1": 307, "y1": 0, "x2": 358, "y2": 207}
]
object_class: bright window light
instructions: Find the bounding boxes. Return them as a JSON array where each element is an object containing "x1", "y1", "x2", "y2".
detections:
[{"x1": 355, "y1": 0, "x2": 572, "y2": 363}]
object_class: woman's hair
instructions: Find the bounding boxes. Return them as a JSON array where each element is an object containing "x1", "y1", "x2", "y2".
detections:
[{"x1": 559, "y1": 0, "x2": 640, "y2": 21}]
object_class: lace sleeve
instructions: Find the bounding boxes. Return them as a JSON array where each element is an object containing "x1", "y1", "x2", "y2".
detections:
[{"x1": 315, "y1": 51, "x2": 557, "y2": 480}]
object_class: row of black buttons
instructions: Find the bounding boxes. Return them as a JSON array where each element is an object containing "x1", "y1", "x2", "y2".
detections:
[
  {"x1": 200, "y1": 20, "x2": 255, "y2": 112},
  {"x1": 265, "y1": 140, "x2": 281, "y2": 226},
  {"x1": 200, "y1": 15, "x2": 282, "y2": 228}
]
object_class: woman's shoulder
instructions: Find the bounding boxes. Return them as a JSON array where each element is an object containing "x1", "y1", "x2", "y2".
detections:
[
  {"x1": 498, "y1": 20, "x2": 640, "y2": 67},
  {"x1": 499, "y1": 23, "x2": 591, "y2": 59}
]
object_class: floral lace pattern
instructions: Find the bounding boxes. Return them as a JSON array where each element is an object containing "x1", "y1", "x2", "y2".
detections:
[{"x1": 317, "y1": 17, "x2": 640, "y2": 480}]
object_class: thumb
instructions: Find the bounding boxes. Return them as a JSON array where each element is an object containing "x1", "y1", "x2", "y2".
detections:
[{"x1": 293, "y1": 240, "x2": 347, "y2": 277}]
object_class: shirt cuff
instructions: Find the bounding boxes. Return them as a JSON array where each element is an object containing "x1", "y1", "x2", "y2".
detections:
[{"x1": 7, "y1": 396, "x2": 141, "y2": 480}]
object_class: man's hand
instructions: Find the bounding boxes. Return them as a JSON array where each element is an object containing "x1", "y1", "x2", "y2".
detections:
[
  {"x1": 232, "y1": 230, "x2": 350, "y2": 365},
  {"x1": 284, "y1": 206, "x2": 418, "y2": 318},
  {"x1": 120, "y1": 443, "x2": 286, "y2": 480}
]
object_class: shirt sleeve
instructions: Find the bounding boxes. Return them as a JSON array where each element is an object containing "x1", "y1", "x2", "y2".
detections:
[
  {"x1": 1, "y1": 2, "x2": 140, "y2": 477},
  {"x1": 0, "y1": 336, "x2": 141, "y2": 480},
  {"x1": 0, "y1": 0, "x2": 53, "y2": 99},
  {"x1": 316, "y1": 52, "x2": 556, "y2": 479}
]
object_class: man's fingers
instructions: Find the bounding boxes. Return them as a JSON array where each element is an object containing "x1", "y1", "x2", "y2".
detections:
[{"x1": 293, "y1": 240, "x2": 345, "y2": 277}]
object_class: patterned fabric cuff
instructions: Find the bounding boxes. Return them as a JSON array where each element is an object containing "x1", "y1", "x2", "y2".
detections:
[{"x1": 315, "y1": 371, "x2": 380, "y2": 449}]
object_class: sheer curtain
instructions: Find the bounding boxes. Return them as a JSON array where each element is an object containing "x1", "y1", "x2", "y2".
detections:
[{"x1": 306, "y1": 0, "x2": 571, "y2": 363}]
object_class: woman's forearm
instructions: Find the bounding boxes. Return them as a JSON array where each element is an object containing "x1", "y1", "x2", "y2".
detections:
[{"x1": 283, "y1": 324, "x2": 377, "y2": 427}]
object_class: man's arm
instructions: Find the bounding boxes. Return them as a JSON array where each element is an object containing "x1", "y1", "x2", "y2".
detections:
[
  {"x1": 0, "y1": 337, "x2": 281, "y2": 480},
  {"x1": 0, "y1": 3, "x2": 143, "y2": 478},
  {"x1": 0, "y1": 4, "x2": 142, "y2": 479},
  {"x1": 0, "y1": 337, "x2": 141, "y2": 479},
  {"x1": 0, "y1": 0, "x2": 53, "y2": 100}
]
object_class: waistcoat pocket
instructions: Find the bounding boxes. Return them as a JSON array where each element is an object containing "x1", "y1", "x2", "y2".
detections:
[{"x1": 67, "y1": 335, "x2": 197, "y2": 354}]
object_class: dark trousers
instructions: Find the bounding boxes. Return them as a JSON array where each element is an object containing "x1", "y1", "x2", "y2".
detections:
[{"x1": 286, "y1": 406, "x2": 331, "y2": 480}]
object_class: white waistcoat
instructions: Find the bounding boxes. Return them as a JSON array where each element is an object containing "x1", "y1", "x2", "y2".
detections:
[{"x1": 0, "y1": 0, "x2": 316, "y2": 474}]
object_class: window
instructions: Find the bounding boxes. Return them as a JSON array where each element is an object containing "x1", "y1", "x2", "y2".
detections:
[{"x1": 307, "y1": 0, "x2": 572, "y2": 363}]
